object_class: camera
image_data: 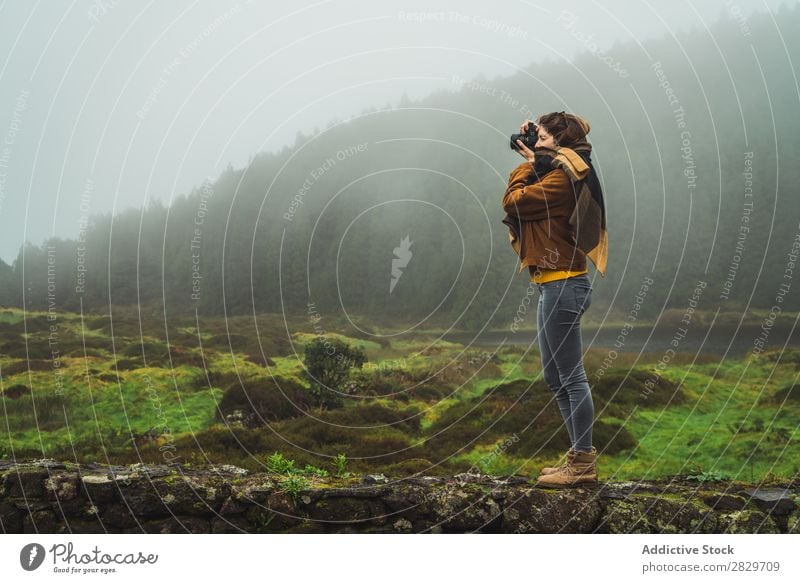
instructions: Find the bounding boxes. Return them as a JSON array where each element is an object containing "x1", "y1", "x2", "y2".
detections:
[{"x1": 510, "y1": 123, "x2": 538, "y2": 151}]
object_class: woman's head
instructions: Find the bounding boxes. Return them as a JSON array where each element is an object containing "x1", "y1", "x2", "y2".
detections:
[{"x1": 535, "y1": 111, "x2": 591, "y2": 148}]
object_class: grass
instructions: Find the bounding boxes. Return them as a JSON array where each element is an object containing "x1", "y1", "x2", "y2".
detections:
[{"x1": 0, "y1": 306, "x2": 797, "y2": 483}]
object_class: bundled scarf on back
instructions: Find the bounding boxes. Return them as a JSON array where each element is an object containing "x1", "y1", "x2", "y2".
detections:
[{"x1": 502, "y1": 136, "x2": 608, "y2": 277}]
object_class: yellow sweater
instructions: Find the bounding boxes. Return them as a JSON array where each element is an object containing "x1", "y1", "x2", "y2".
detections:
[{"x1": 530, "y1": 267, "x2": 588, "y2": 284}]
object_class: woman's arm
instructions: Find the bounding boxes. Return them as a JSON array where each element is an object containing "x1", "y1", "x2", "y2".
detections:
[{"x1": 502, "y1": 164, "x2": 572, "y2": 221}]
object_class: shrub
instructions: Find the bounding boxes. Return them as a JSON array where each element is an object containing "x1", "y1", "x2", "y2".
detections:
[
  {"x1": 215, "y1": 376, "x2": 312, "y2": 427},
  {"x1": 1, "y1": 392, "x2": 69, "y2": 431},
  {"x1": 771, "y1": 383, "x2": 800, "y2": 404},
  {"x1": 2, "y1": 384, "x2": 31, "y2": 399},
  {"x1": 592, "y1": 369, "x2": 685, "y2": 410},
  {"x1": 303, "y1": 338, "x2": 366, "y2": 410},
  {"x1": 0, "y1": 340, "x2": 51, "y2": 359},
  {"x1": 2, "y1": 359, "x2": 52, "y2": 376}
]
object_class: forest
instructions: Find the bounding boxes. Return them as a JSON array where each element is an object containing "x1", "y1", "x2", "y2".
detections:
[{"x1": 1, "y1": 6, "x2": 798, "y2": 330}]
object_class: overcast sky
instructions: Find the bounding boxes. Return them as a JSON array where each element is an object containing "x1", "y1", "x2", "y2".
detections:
[{"x1": 0, "y1": 0, "x2": 794, "y2": 264}]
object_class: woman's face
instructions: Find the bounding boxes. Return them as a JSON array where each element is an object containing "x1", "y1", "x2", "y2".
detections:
[{"x1": 535, "y1": 125, "x2": 557, "y2": 149}]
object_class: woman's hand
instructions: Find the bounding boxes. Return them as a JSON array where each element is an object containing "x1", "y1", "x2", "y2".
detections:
[
  {"x1": 516, "y1": 119, "x2": 536, "y2": 162},
  {"x1": 515, "y1": 139, "x2": 536, "y2": 163}
]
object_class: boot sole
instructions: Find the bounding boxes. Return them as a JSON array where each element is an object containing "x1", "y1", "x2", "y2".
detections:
[{"x1": 534, "y1": 476, "x2": 598, "y2": 488}]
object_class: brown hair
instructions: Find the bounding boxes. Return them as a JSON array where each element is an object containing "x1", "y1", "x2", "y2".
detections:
[{"x1": 536, "y1": 111, "x2": 591, "y2": 147}]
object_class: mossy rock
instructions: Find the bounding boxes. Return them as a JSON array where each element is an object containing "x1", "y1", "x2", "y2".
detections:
[
  {"x1": 717, "y1": 510, "x2": 780, "y2": 533},
  {"x1": 503, "y1": 488, "x2": 601, "y2": 533},
  {"x1": 595, "y1": 500, "x2": 652, "y2": 533},
  {"x1": 627, "y1": 495, "x2": 719, "y2": 533}
]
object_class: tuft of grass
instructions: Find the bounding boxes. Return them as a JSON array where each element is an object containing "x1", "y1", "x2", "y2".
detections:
[
  {"x1": 278, "y1": 474, "x2": 308, "y2": 500},
  {"x1": 266, "y1": 451, "x2": 296, "y2": 475},
  {"x1": 302, "y1": 464, "x2": 329, "y2": 477},
  {"x1": 332, "y1": 453, "x2": 349, "y2": 477},
  {"x1": 686, "y1": 469, "x2": 729, "y2": 483}
]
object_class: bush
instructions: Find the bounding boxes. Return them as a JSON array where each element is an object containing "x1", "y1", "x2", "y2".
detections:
[
  {"x1": 771, "y1": 383, "x2": 800, "y2": 403},
  {"x1": 1, "y1": 392, "x2": 69, "y2": 431},
  {"x1": 303, "y1": 338, "x2": 367, "y2": 409},
  {"x1": 2, "y1": 359, "x2": 53, "y2": 376},
  {"x1": 0, "y1": 340, "x2": 51, "y2": 359},
  {"x1": 215, "y1": 376, "x2": 312, "y2": 427},
  {"x1": 2, "y1": 384, "x2": 30, "y2": 399},
  {"x1": 592, "y1": 369, "x2": 685, "y2": 410}
]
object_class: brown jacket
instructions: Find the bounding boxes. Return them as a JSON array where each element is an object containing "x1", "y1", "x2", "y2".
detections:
[{"x1": 501, "y1": 162, "x2": 587, "y2": 274}]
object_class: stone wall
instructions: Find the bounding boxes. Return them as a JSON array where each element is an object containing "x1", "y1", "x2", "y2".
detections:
[{"x1": 1, "y1": 460, "x2": 798, "y2": 533}]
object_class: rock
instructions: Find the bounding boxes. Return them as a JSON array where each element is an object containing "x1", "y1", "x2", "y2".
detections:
[
  {"x1": 393, "y1": 517, "x2": 413, "y2": 532},
  {"x1": 3, "y1": 467, "x2": 50, "y2": 497},
  {"x1": 0, "y1": 501, "x2": 23, "y2": 533},
  {"x1": 717, "y1": 510, "x2": 780, "y2": 533},
  {"x1": 80, "y1": 474, "x2": 116, "y2": 503},
  {"x1": 503, "y1": 487, "x2": 602, "y2": 533},
  {"x1": 594, "y1": 500, "x2": 652, "y2": 533},
  {"x1": 210, "y1": 515, "x2": 251, "y2": 533},
  {"x1": 421, "y1": 482, "x2": 503, "y2": 532},
  {"x1": 309, "y1": 497, "x2": 387, "y2": 526},
  {"x1": 211, "y1": 464, "x2": 249, "y2": 477},
  {"x1": 740, "y1": 487, "x2": 797, "y2": 516},
  {"x1": 101, "y1": 503, "x2": 140, "y2": 530},
  {"x1": 23, "y1": 509, "x2": 61, "y2": 533},
  {"x1": 2, "y1": 461, "x2": 799, "y2": 533},
  {"x1": 219, "y1": 496, "x2": 248, "y2": 515},
  {"x1": 116, "y1": 478, "x2": 170, "y2": 518},
  {"x1": 283, "y1": 520, "x2": 327, "y2": 533},
  {"x1": 701, "y1": 493, "x2": 747, "y2": 511},
  {"x1": 362, "y1": 474, "x2": 388, "y2": 484},
  {"x1": 230, "y1": 477, "x2": 278, "y2": 505},
  {"x1": 45, "y1": 474, "x2": 78, "y2": 502},
  {"x1": 131, "y1": 516, "x2": 211, "y2": 534},
  {"x1": 628, "y1": 495, "x2": 719, "y2": 533}
]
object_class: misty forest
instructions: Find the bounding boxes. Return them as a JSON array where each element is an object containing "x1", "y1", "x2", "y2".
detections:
[{"x1": 0, "y1": 6, "x2": 798, "y2": 484}]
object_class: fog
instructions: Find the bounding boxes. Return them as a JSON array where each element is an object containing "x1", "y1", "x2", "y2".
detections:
[{"x1": 0, "y1": 0, "x2": 793, "y2": 263}]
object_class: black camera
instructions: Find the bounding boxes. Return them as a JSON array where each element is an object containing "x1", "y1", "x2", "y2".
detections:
[{"x1": 510, "y1": 123, "x2": 538, "y2": 151}]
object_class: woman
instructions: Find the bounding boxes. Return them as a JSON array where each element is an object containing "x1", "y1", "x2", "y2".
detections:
[{"x1": 501, "y1": 111, "x2": 608, "y2": 488}]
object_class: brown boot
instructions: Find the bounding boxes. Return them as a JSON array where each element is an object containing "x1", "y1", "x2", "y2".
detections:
[
  {"x1": 539, "y1": 448, "x2": 575, "y2": 475},
  {"x1": 535, "y1": 447, "x2": 597, "y2": 488}
]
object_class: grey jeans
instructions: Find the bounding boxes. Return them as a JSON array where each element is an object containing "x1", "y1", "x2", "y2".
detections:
[{"x1": 536, "y1": 273, "x2": 594, "y2": 452}]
